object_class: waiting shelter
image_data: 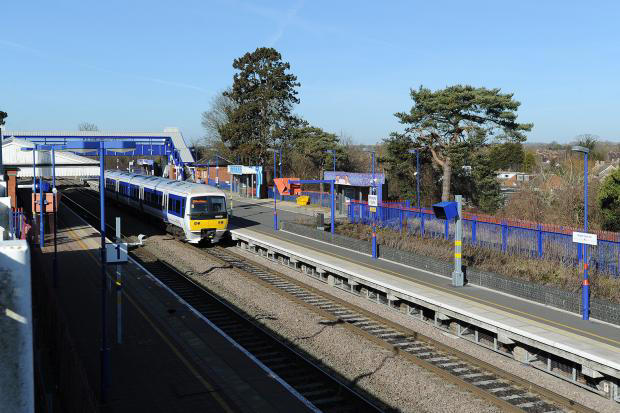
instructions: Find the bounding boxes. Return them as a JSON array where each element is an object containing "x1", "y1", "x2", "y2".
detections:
[
  {"x1": 323, "y1": 171, "x2": 387, "y2": 211},
  {"x1": 227, "y1": 165, "x2": 263, "y2": 198}
]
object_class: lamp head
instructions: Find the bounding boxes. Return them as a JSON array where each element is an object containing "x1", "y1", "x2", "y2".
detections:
[{"x1": 571, "y1": 145, "x2": 590, "y2": 154}]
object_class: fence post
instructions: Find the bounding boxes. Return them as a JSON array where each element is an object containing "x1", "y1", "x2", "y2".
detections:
[
  {"x1": 444, "y1": 219, "x2": 449, "y2": 240},
  {"x1": 577, "y1": 243, "x2": 582, "y2": 263},
  {"x1": 399, "y1": 208, "x2": 403, "y2": 232},
  {"x1": 472, "y1": 216, "x2": 477, "y2": 244},
  {"x1": 501, "y1": 221, "x2": 508, "y2": 252},
  {"x1": 421, "y1": 211, "x2": 425, "y2": 237},
  {"x1": 537, "y1": 224, "x2": 543, "y2": 258}
]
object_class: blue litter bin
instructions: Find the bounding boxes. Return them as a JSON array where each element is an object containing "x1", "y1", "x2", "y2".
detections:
[{"x1": 432, "y1": 201, "x2": 459, "y2": 220}]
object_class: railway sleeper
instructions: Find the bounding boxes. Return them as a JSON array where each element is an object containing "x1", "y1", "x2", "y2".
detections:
[{"x1": 232, "y1": 238, "x2": 620, "y2": 403}]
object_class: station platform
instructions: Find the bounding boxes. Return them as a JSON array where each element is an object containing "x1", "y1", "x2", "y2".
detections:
[
  {"x1": 32, "y1": 203, "x2": 314, "y2": 413},
  {"x1": 226, "y1": 191, "x2": 347, "y2": 219},
  {"x1": 229, "y1": 199, "x2": 620, "y2": 400}
]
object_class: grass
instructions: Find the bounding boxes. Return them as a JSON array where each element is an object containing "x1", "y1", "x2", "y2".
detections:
[{"x1": 334, "y1": 222, "x2": 620, "y2": 304}]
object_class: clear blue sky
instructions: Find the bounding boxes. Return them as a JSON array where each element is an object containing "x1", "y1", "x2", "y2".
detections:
[{"x1": 2, "y1": 1, "x2": 619, "y2": 145}]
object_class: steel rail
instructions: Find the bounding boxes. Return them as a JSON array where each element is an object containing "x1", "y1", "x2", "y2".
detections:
[
  {"x1": 201, "y1": 244, "x2": 598, "y2": 413},
  {"x1": 61, "y1": 190, "x2": 386, "y2": 413},
  {"x1": 63, "y1": 188, "x2": 598, "y2": 413}
]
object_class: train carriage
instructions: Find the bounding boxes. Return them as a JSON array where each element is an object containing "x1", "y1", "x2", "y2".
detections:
[{"x1": 104, "y1": 170, "x2": 229, "y2": 243}]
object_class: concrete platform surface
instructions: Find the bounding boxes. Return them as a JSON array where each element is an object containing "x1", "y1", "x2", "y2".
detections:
[
  {"x1": 34, "y1": 204, "x2": 314, "y2": 413},
  {"x1": 229, "y1": 200, "x2": 620, "y2": 381}
]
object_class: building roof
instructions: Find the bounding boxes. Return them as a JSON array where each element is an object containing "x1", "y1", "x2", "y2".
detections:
[
  {"x1": 194, "y1": 154, "x2": 233, "y2": 167},
  {"x1": 2, "y1": 137, "x2": 99, "y2": 166},
  {"x1": 324, "y1": 171, "x2": 386, "y2": 186}
]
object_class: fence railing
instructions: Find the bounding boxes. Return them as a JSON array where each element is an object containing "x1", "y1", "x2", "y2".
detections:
[
  {"x1": 267, "y1": 187, "x2": 337, "y2": 208},
  {"x1": 348, "y1": 201, "x2": 620, "y2": 278},
  {"x1": 205, "y1": 179, "x2": 231, "y2": 191},
  {"x1": 9, "y1": 207, "x2": 26, "y2": 240}
]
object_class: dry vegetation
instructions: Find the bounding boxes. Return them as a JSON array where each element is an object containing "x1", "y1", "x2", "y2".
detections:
[
  {"x1": 336, "y1": 222, "x2": 620, "y2": 304},
  {"x1": 498, "y1": 157, "x2": 603, "y2": 229}
]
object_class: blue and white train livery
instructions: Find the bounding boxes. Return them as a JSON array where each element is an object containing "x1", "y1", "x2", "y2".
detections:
[{"x1": 104, "y1": 170, "x2": 229, "y2": 244}]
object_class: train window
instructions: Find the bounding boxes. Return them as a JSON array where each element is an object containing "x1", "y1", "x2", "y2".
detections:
[{"x1": 189, "y1": 196, "x2": 226, "y2": 215}]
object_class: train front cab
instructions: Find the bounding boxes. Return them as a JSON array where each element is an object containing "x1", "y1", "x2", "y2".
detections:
[{"x1": 186, "y1": 195, "x2": 228, "y2": 244}]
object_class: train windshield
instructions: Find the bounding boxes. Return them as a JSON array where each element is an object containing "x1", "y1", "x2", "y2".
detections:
[{"x1": 189, "y1": 196, "x2": 226, "y2": 217}]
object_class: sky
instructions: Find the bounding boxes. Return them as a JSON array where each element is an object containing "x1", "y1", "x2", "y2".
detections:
[{"x1": 2, "y1": 1, "x2": 619, "y2": 145}]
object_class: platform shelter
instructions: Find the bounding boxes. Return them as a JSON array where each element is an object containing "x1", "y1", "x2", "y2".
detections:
[
  {"x1": 227, "y1": 165, "x2": 263, "y2": 198},
  {"x1": 323, "y1": 171, "x2": 387, "y2": 210}
]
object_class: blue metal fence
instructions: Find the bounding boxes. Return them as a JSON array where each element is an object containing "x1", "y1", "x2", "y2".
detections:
[
  {"x1": 267, "y1": 188, "x2": 333, "y2": 208},
  {"x1": 206, "y1": 179, "x2": 231, "y2": 191},
  {"x1": 349, "y1": 202, "x2": 620, "y2": 277},
  {"x1": 10, "y1": 208, "x2": 26, "y2": 240}
]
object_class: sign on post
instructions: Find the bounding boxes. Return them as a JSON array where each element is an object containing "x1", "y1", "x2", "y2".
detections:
[
  {"x1": 106, "y1": 242, "x2": 128, "y2": 263},
  {"x1": 572, "y1": 231, "x2": 597, "y2": 246},
  {"x1": 368, "y1": 194, "x2": 378, "y2": 213},
  {"x1": 368, "y1": 194, "x2": 378, "y2": 207}
]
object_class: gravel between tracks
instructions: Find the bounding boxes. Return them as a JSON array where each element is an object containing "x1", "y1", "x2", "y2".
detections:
[
  {"x1": 142, "y1": 234, "x2": 502, "y2": 413},
  {"x1": 228, "y1": 244, "x2": 619, "y2": 413}
]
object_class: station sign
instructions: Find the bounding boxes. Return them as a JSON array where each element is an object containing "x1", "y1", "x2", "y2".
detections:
[
  {"x1": 572, "y1": 231, "x2": 597, "y2": 246},
  {"x1": 368, "y1": 194, "x2": 378, "y2": 207},
  {"x1": 106, "y1": 242, "x2": 128, "y2": 263}
]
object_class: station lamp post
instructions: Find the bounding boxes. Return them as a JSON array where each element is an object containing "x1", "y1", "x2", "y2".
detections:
[
  {"x1": 268, "y1": 148, "x2": 278, "y2": 230},
  {"x1": 363, "y1": 150, "x2": 378, "y2": 259},
  {"x1": 63, "y1": 140, "x2": 136, "y2": 402},
  {"x1": 279, "y1": 148, "x2": 283, "y2": 178},
  {"x1": 22, "y1": 143, "x2": 66, "y2": 288},
  {"x1": 326, "y1": 149, "x2": 336, "y2": 172},
  {"x1": 572, "y1": 145, "x2": 590, "y2": 320},
  {"x1": 278, "y1": 148, "x2": 283, "y2": 201},
  {"x1": 407, "y1": 149, "x2": 421, "y2": 217},
  {"x1": 21, "y1": 145, "x2": 44, "y2": 249}
]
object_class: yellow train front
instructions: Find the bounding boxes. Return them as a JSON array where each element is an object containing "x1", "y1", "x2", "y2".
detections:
[
  {"x1": 104, "y1": 170, "x2": 230, "y2": 244},
  {"x1": 186, "y1": 195, "x2": 230, "y2": 243}
]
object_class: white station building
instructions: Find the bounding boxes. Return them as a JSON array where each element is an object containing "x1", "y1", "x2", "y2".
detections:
[{"x1": 2, "y1": 137, "x2": 99, "y2": 178}]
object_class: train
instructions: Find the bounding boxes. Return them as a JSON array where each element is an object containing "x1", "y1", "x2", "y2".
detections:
[{"x1": 104, "y1": 170, "x2": 230, "y2": 244}]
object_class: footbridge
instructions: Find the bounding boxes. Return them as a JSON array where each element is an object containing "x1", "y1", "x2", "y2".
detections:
[{"x1": 2, "y1": 127, "x2": 194, "y2": 179}]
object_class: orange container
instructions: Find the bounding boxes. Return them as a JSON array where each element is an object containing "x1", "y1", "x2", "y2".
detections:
[
  {"x1": 274, "y1": 178, "x2": 301, "y2": 195},
  {"x1": 32, "y1": 192, "x2": 61, "y2": 213}
]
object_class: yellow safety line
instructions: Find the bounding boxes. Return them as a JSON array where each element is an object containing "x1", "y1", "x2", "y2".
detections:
[
  {"x1": 454, "y1": 253, "x2": 462, "y2": 258},
  {"x1": 454, "y1": 241, "x2": 462, "y2": 246},
  {"x1": 250, "y1": 227, "x2": 620, "y2": 348},
  {"x1": 64, "y1": 226, "x2": 235, "y2": 413}
]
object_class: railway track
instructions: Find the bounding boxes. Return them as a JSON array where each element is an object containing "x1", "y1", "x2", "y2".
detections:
[
  {"x1": 197, "y1": 244, "x2": 595, "y2": 413},
  {"x1": 63, "y1": 187, "x2": 598, "y2": 413},
  {"x1": 61, "y1": 189, "x2": 386, "y2": 413}
]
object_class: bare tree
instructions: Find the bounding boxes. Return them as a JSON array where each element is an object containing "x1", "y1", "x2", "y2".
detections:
[
  {"x1": 201, "y1": 89, "x2": 236, "y2": 145},
  {"x1": 78, "y1": 122, "x2": 99, "y2": 131},
  {"x1": 574, "y1": 134, "x2": 599, "y2": 151}
]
